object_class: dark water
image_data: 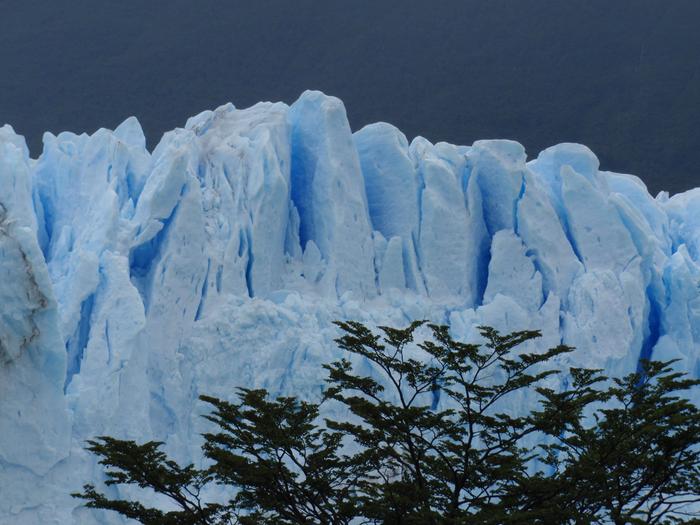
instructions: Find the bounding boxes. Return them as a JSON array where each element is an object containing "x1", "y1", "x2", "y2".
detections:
[{"x1": 1, "y1": 0, "x2": 699, "y2": 194}]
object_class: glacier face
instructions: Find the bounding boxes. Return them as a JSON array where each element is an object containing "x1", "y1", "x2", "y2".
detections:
[{"x1": 0, "y1": 90, "x2": 699, "y2": 523}]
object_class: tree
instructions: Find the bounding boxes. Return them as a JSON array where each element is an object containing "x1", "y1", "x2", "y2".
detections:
[
  {"x1": 76, "y1": 437, "x2": 224, "y2": 524},
  {"x1": 322, "y1": 321, "x2": 575, "y2": 524},
  {"x1": 77, "y1": 390, "x2": 363, "y2": 525},
  {"x1": 529, "y1": 359, "x2": 700, "y2": 524},
  {"x1": 199, "y1": 389, "x2": 363, "y2": 524},
  {"x1": 74, "y1": 321, "x2": 700, "y2": 524}
]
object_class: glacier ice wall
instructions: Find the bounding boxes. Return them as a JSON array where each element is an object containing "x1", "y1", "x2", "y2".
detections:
[{"x1": 1, "y1": 91, "x2": 699, "y2": 523}]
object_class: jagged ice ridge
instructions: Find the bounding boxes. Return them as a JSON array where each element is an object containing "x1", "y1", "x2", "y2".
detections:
[{"x1": 1, "y1": 91, "x2": 699, "y2": 523}]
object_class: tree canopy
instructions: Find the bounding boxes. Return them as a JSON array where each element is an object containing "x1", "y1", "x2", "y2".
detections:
[{"x1": 74, "y1": 321, "x2": 700, "y2": 524}]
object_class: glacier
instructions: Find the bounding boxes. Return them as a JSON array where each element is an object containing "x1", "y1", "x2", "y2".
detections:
[{"x1": 0, "y1": 90, "x2": 699, "y2": 523}]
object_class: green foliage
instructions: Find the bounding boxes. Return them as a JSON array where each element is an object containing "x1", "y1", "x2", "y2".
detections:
[
  {"x1": 73, "y1": 437, "x2": 225, "y2": 524},
  {"x1": 199, "y1": 389, "x2": 363, "y2": 524},
  {"x1": 531, "y1": 360, "x2": 700, "y2": 524},
  {"x1": 323, "y1": 321, "x2": 575, "y2": 524},
  {"x1": 74, "y1": 321, "x2": 700, "y2": 524}
]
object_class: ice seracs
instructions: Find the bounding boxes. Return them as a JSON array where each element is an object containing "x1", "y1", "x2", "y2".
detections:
[{"x1": 1, "y1": 91, "x2": 699, "y2": 523}]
